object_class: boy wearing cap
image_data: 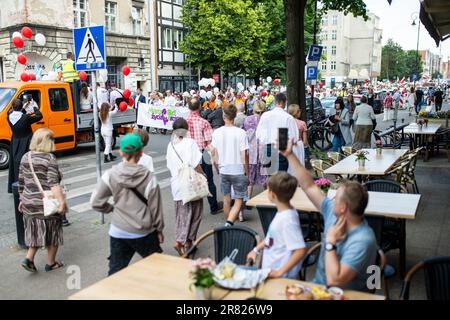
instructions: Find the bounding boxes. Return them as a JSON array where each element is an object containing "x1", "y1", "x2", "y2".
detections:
[{"x1": 91, "y1": 134, "x2": 164, "y2": 276}]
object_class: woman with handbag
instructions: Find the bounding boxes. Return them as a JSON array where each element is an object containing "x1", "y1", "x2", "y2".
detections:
[
  {"x1": 329, "y1": 99, "x2": 352, "y2": 152},
  {"x1": 166, "y1": 118, "x2": 204, "y2": 256},
  {"x1": 18, "y1": 128, "x2": 68, "y2": 273}
]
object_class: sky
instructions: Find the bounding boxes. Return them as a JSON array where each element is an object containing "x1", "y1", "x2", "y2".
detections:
[{"x1": 363, "y1": 0, "x2": 450, "y2": 59}]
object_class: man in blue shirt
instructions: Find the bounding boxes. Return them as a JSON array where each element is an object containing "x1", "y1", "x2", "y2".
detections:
[{"x1": 280, "y1": 140, "x2": 378, "y2": 291}]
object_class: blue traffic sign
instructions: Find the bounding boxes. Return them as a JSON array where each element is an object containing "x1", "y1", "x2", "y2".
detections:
[
  {"x1": 307, "y1": 45, "x2": 323, "y2": 61},
  {"x1": 412, "y1": 74, "x2": 417, "y2": 81},
  {"x1": 73, "y1": 26, "x2": 106, "y2": 71},
  {"x1": 306, "y1": 66, "x2": 318, "y2": 80}
]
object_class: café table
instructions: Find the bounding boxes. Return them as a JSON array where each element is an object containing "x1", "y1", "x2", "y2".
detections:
[
  {"x1": 246, "y1": 188, "x2": 421, "y2": 277},
  {"x1": 323, "y1": 148, "x2": 408, "y2": 179},
  {"x1": 403, "y1": 122, "x2": 441, "y2": 161},
  {"x1": 69, "y1": 253, "x2": 230, "y2": 300},
  {"x1": 223, "y1": 278, "x2": 385, "y2": 300},
  {"x1": 69, "y1": 253, "x2": 385, "y2": 300}
]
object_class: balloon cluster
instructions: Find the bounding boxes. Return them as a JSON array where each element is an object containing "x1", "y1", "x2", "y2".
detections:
[
  {"x1": 13, "y1": 27, "x2": 47, "y2": 81},
  {"x1": 198, "y1": 78, "x2": 216, "y2": 88},
  {"x1": 118, "y1": 66, "x2": 133, "y2": 112}
]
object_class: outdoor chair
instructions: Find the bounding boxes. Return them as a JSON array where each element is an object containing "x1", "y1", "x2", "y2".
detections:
[
  {"x1": 298, "y1": 243, "x2": 390, "y2": 298},
  {"x1": 311, "y1": 159, "x2": 345, "y2": 183},
  {"x1": 183, "y1": 225, "x2": 260, "y2": 266},
  {"x1": 430, "y1": 128, "x2": 450, "y2": 162},
  {"x1": 400, "y1": 256, "x2": 450, "y2": 300},
  {"x1": 385, "y1": 160, "x2": 410, "y2": 192},
  {"x1": 342, "y1": 146, "x2": 354, "y2": 157},
  {"x1": 327, "y1": 151, "x2": 342, "y2": 164}
]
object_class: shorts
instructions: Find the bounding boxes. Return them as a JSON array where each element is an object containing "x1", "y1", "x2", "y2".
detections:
[{"x1": 220, "y1": 174, "x2": 248, "y2": 199}]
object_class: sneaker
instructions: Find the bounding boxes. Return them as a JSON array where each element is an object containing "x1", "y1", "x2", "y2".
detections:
[
  {"x1": 62, "y1": 219, "x2": 71, "y2": 227},
  {"x1": 210, "y1": 201, "x2": 224, "y2": 215}
]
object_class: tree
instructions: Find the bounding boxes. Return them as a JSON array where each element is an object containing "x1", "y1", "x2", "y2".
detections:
[
  {"x1": 404, "y1": 50, "x2": 423, "y2": 80},
  {"x1": 283, "y1": 0, "x2": 367, "y2": 121},
  {"x1": 380, "y1": 40, "x2": 423, "y2": 81},
  {"x1": 180, "y1": 0, "x2": 270, "y2": 77}
]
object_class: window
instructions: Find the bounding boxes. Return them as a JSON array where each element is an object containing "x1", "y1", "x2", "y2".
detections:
[
  {"x1": 323, "y1": 46, "x2": 327, "y2": 54},
  {"x1": 173, "y1": 0, "x2": 183, "y2": 4},
  {"x1": 321, "y1": 61, "x2": 327, "y2": 71},
  {"x1": 332, "y1": 30, "x2": 337, "y2": 40},
  {"x1": 321, "y1": 32, "x2": 328, "y2": 41},
  {"x1": 331, "y1": 61, "x2": 336, "y2": 70},
  {"x1": 321, "y1": 16, "x2": 328, "y2": 26},
  {"x1": 173, "y1": 29, "x2": 183, "y2": 50},
  {"x1": 73, "y1": 0, "x2": 87, "y2": 27},
  {"x1": 19, "y1": 90, "x2": 41, "y2": 110},
  {"x1": 332, "y1": 46, "x2": 336, "y2": 55},
  {"x1": 105, "y1": 1, "x2": 117, "y2": 32},
  {"x1": 0, "y1": 88, "x2": 17, "y2": 113},
  {"x1": 132, "y1": 6, "x2": 143, "y2": 35},
  {"x1": 49, "y1": 89, "x2": 69, "y2": 111},
  {"x1": 332, "y1": 15, "x2": 338, "y2": 25},
  {"x1": 162, "y1": 27, "x2": 172, "y2": 49}
]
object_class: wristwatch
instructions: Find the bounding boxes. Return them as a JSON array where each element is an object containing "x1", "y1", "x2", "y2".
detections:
[
  {"x1": 252, "y1": 247, "x2": 260, "y2": 255},
  {"x1": 325, "y1": 242, "x2": 337, "y2": 252}
]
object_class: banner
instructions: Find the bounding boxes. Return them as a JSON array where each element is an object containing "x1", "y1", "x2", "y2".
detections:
[{"x1": 137, "y1": 103, "x2": 190, "y2": 129}]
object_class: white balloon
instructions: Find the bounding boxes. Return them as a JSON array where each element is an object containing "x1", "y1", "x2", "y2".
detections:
[
  {"x1": 266, "y1": 76, "x2": 272, "y2": 83},
  {"x1": 182, "y1": 91, "x2": 190, "y2": 97},
  {"x1": 35, "y1": 33, "x2": 46, "y2": 46},
  {"x1": 12, "y1": 32, "x2": 22, "y2": 39},
  {"x1": 244, "y1": 90, "x2": 249, "y2": 96},
  {"x1": 190, "y1": 90, "x2": 196, "y2": 95},
  {"x1": 209, "y1": 79, "x2": 216, "y2": 87},
  {"x1": 200, "y1": 89, "x2": 207, "y2": 99},
  {"x1": 206, "y1": 91, "x2": 213, "y2": 99},
  {"x1": 213, "y1": 87, "x2": 219, "y2": 94}
]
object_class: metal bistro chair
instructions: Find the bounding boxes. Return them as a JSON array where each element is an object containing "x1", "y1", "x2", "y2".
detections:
[
  {"x1": 298, "y1": 243, "x2": 390, "y2": 298},
  {"x1": 311, "y1": 159, "x2": 345, "y2": 183},
  {"x1": 327, "y1": 151, "x2": 342, "y2": 165},
  {"x1": 183, "y1": 225, "x2": 260, "y2": 266},
  {"x1": 400, "y1": 256, "x2": 450, "y2": 300},
  {"x1": 430, "y1": 128, "x2": 450, "y2": 162},
  {"x1": 342, "y1": 146, "x2": 354, "y2": 157}
]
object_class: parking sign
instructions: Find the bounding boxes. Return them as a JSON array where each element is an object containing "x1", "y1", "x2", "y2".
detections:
[{"x1": 307, "y1": 45, "x2": 323, "y2": 62}]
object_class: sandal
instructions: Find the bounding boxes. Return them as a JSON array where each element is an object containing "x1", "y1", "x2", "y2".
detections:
[
  {"x1": 45, "y1": 261, "x2": 65, "y2": 272},
  {"x1": 173, "y1": 243, "x2": 185, "y2": 256},
  {"x1": 21, "y1": 258, "x2": 37, "y2": 273}
]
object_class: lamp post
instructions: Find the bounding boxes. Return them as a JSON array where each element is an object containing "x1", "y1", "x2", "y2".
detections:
[{"x1": 411, "y1": 12, "x2": 420, "y2": 87}]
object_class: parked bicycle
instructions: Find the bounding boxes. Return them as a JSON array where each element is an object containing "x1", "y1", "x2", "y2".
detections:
[{"x1": 308, "y1": 118, "x2": 333, "y2": 151}]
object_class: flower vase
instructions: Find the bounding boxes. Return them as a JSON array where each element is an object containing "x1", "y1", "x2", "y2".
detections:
[
  {"x1": 358, "y1": 159, "x2": 365, "y2": 169},
  {"x1": 195, "y1": 286, "x2": 213, "y2": 300},
  {"x1": 376, "y1": 147, "x2": 382, "y2": 156}
]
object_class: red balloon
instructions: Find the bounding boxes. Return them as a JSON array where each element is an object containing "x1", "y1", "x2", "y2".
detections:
[
  {"x1": 274, "y1": 79, "x2": 280, "y2": 85},
  {"x1": 123, "y1": 89, "x2": 131, "y2": 99},
  {"x1": 119, "y1": 101, "x2": 128, "y2": 112},
  {"x1": 21, "y1": 27, "x2": 33, "y2": 39},
  {"x1": 79, "y1": 71, "x2": 87, "y2": 81},
  {"x1": 17, "y1": 54, "x2": 27, "y2": 65},
  {"x1": 122, "y1": 66, "x2": 131, "y2": 76},
  {"x1": 20, "y1": 73, "x2": 30, "y2": 82},
  {"x1": 261, "y1": 91, "x2": 267, "y2": 97},
  {"x1": 13, "y1": 37, "x2": 24, "y2": 49},
  {"x1": 29, "y1": 74, "x2": 36, "y2": 81},
  {"x1": 128, "y1": 98, "x2": 134, "y2": 107}
]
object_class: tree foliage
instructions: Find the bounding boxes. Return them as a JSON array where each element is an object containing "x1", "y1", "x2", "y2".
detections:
[
  {"x1": 180, "y1": 0, "x2": 270, "y2": 76},
  {"x1": 380, "y1": 39, "x2": 423, "y2": 81}
]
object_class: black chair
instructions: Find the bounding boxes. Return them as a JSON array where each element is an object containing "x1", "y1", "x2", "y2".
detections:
[
  {"x1": 400, "y1": 256, "x2": 450, "y2": 300},
  {"x1": 256, "y1": 205, "x2": 277, "y2": 236},
  {"x1": 430, "y1": 128, "x2": 450, "y2": 162},
  {"x1": 183, "y1": 225, "x2": 260, "y2": 266}
]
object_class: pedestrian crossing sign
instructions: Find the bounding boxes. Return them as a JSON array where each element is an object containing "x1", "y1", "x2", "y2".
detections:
[{"x1": 73, "y1": 26, "x2": 106, "y2": 71}]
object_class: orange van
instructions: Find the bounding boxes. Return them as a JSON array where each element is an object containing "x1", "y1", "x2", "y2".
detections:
[{"x1": 0, "y1": 81, "x2": 135, "y2": 169}]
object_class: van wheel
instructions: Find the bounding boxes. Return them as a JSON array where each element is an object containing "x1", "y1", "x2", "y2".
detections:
[
  {"x1": 0, "y1": 143, "x2": 10, "y2": 170},
  {"x1": 99, "y1": 136, "x2": 117, "y2": 152}
]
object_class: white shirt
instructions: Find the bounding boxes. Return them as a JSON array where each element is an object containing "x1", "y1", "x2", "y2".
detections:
[
  {"x1": 97, "y1": 87, "x2": 109, "y2": 109},
  {"x1": 166, "y1": 137, "x2": 202, "y2": 201},
  {"x1": 80, "y1": 91, "x2": 93, "y2": 110},
  {"x1": 110, "y1": 89, "x2": 123, "y2": 107},
  {"x1": 256, "y1": 107, "x2": 299, "y2": 145},
  {"x1": 165, "y1": 95, "x2": 177, "y2": 107},
  {"x1": 100, "y1": 108, "x2": 118, "y2": 133},
  {"x1": 138, "y1": 153, "x2": 154, "y2": 172},
  {"x1": 211, "y1": 126, "x2": 249, "y2": 175},
  {"x1": 262, "y1": 209, "x2": 306, "y2": 279}
]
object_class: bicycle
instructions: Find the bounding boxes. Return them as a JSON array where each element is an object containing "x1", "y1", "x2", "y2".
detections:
[{"x1": 308, "y1": 118, "x2": 333, "y2": 151}]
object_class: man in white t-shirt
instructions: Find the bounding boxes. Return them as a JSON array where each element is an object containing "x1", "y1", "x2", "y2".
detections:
[
  {"x1": 247, "y1": 172, "x2": 306, "y2": 279},
  {"x1": 210, "y1": 104, "x2": 249, "y2": 226},
  {"x1": 165, "y1": 90, "x2": 177, "y2": 107}
]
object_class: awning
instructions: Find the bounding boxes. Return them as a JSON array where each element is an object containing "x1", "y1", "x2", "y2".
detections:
[{"x1": 387, "y1": 0, "x2": 450, "y2": 46}]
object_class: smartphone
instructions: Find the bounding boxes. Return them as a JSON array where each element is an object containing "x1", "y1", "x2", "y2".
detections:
[{"x1": 278, "y1": 128, "x2": 288, "y2": 151}]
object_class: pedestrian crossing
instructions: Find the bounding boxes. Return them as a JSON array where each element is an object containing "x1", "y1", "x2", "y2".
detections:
[{"x1": 55, "y1": 151, "x2": 172, "y2": 214}]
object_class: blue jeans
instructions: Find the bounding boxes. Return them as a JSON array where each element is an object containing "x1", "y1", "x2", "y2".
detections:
[
  {"x1": 415, "y1": 101, "x2": 422, "y2": 114},
  {"x1": 332, "y1": 135, "x2": 345, "y2": 152}
]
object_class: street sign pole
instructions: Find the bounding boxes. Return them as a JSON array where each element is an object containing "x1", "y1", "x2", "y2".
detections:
[
  {"x1": 91, "y1": 71, "x2": 104, "y2": 224},
  {"x1": 311, "y1": 0, "x2": 318, "y2": 121}
]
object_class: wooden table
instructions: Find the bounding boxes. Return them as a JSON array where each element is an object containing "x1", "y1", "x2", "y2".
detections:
[
  {"x1": 69, "y1": 253, "x2": 230, "y2": 300},
  {"x1": 323, "y1": 148, "x2": 408, "y2": 177},
  {"x1": 223, "y1": 278, "x2": 385, "y2": 300},
  {"x1": 404, "y1": 122, "x2": 441, "y2": 161},
  {"x1": 69, "y1": 253, "x2": 385, "y2": 300},
  {"x1": 246, "y1": 188, "x2": 421, "y2": 277}
]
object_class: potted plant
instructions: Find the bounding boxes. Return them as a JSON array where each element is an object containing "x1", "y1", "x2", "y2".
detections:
[
  {"x1": 354, "y1": 150, "x2": 369, "y2": 169},
  {"x1": 375, "y1": 140, "x2": 383, "y2": 155},
  {"x1": 190, "y1": 258, "x2": 216, "y2": 300},
  {"x1": 314, "y1": 178, "x2": 332, "y2": 195},
  {"x1": 417, "y1": 118, "x2": 425, "y2": 130}
]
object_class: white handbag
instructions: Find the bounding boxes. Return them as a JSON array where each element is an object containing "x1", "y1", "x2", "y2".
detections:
[
  {"x1": 28, "y1": 153, "x2": 61, "y2": 217},
  {"x1": 172, "y1": 142, "x2": 211, "y2": 205}
]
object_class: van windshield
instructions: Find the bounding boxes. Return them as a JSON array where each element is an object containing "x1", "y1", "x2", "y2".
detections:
[{"x1": 0, "y1": 88, "x2": 17, "y2": 113}]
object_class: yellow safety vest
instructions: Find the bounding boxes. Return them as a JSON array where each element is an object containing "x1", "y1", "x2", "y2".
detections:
[{"x1": 61, "y1": 60, "x2": 80, "y2": 82}]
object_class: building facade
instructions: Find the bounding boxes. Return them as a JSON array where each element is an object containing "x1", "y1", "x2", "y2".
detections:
[
  {"x1": 0, "y1": 0, "x2": 193, "y2": 94},
  {"x1": 318, "y1": 10, "x2": 382, "y2": 87},
  {"x1": 420, "y1": 49, "x2": 442, "y2": 79}
]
